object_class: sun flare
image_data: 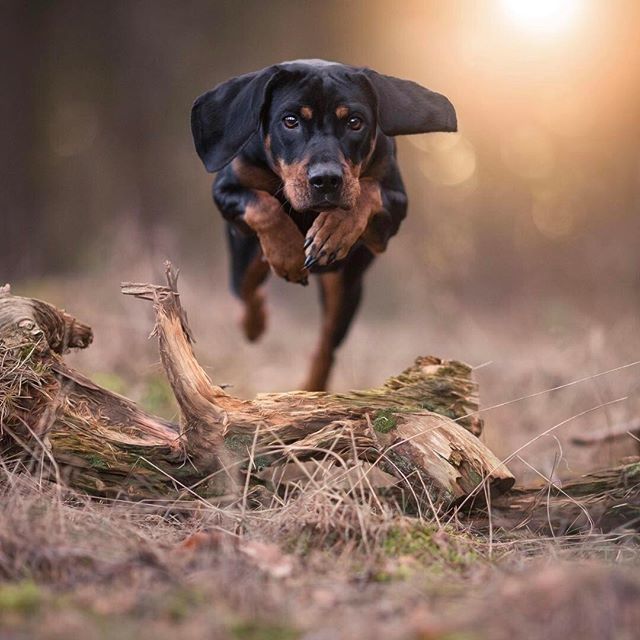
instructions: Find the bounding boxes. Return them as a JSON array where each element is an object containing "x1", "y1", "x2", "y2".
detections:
[{"x1": 500, "y1": 0, "x2": 581, "y2": 34}]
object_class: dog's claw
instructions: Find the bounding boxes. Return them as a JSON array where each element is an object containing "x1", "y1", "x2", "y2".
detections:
[
  {"x1": 304, "y1": 237, "x2": 313, "y2": 249},
  {"x1": 304, "y1": 255, "x2": 317, "y2": 269}
]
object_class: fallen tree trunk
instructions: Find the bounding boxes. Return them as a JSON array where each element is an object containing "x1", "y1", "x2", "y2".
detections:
[
  {"x1": 0, "y1": 266, "x2": 514, "y2": 509},
  {"x1": 484, "y1": 458, "x2": 640, "y2": 535}
]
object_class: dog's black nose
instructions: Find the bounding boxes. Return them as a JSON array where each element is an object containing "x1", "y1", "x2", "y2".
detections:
[{"x1": 308, "y1": 163, "x2": 343, "y2": 195}]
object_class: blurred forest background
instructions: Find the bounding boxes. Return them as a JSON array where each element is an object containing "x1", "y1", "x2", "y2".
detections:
[{"x1": 2, "y1": 0, "x2": 640, "y2": 478}]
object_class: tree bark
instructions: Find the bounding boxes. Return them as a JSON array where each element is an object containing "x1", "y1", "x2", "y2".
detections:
[
  {"x1": 0, "y1": 266, "x2": 514, "y2": 510},
  {"x1": 482, "y1": 460, "x2": 640, "y2": 535}
]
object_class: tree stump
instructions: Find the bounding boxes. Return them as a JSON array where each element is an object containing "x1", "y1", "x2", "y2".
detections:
[{"x1": 0, "y1": 266, "x2": 515, "y2": 510}]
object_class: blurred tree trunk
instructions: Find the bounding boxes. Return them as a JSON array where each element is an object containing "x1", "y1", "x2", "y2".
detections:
[{"x1": 0, "y1": 2, "x2": 48, "y2": 278}]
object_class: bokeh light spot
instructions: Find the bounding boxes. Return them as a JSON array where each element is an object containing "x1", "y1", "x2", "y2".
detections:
[
  {"x1": 408, "y1": 131, "x2": 460, "y2": 153},
  {"x1": 531, "y1": 189, "x2": 576, "y2": 239},
  {"x1": 501, "y1": 0, "x2": 581, "y2": 35},
  {"x1": 501, "y1": 125, "x2": 555, "y2": 180},
  {"x1": 418, "y1": 134, "x2": 477, "y2": 187}
]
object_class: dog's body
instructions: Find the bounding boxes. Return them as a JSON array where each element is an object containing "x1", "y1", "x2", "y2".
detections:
[{"x1": 191, "y1": 60, "x2": 456, "y2": 390}]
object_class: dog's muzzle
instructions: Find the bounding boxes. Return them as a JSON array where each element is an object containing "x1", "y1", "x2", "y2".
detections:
[{"x1": 307, "y1": 161, "x2": 344, "y2": 209}]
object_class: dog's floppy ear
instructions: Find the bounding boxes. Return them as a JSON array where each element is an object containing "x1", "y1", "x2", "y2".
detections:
[
  {"x1": 191, "y1": 66, "x2": 280, "y2": 172},
  {"x1": 359, "y1": 69, "x2": 457, "y2": 136}
]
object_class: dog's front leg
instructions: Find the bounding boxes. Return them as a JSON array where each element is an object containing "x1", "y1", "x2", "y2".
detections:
[
  {"x1": 303, "y1": 179, "x2": 383, "y2": 268},
  {"x1": 244, "y1": 191, "x2": 309, "y2": 285}
]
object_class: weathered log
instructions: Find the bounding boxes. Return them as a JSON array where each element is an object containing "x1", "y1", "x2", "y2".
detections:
[
  {"x1": 0, "y1": 266, "x2": 514, "y2": 509},
  {"x1": 482, "y1": 459, "x2": 640, "y2": 535}
]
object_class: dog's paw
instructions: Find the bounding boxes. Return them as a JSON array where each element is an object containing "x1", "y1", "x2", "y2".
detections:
[
  {"x1": 269, "y1": 252, "x2": 308, "y2": 285},
  {"x1": 304, "y1": 210, "x2": 367, "y2": 268},
  {"x1": 258, "y1": 218, "x2": 308, "y2": 285},
  {"x1": 241, "y1": 291, "x2": 267, "y2": 342}
]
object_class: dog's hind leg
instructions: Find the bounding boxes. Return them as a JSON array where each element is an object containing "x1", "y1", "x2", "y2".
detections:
[
  {"x1": 303, "y1": 245, "x2": 375, "y2": 391},
  {"x1": 227, "y1": 225, "x2": 271, "y2": 342}
]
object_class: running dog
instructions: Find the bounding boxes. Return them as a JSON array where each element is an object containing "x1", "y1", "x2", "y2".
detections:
[{"x1": 191, "y1": 59, "x2": 456, "y2": 390}]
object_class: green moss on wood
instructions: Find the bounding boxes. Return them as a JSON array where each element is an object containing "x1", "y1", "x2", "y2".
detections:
[
  {"x1": 372, "y1": 409, "x2": 398, "y2": 433},
  {"x1": 86, "y1": 454, "x2": 109, "y2": 470}
]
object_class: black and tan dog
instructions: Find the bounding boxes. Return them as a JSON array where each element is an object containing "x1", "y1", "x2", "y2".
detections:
[{"x1": 191, "y1": 59, "x2": 456, "y2": 390}]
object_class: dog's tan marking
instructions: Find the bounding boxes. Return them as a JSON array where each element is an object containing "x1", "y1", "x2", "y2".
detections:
[
  {"x1": 275, "y1": 158, "x2": 311, "y2": 211},
  {"x1": 300, "y1": 106, "x2": 313, "y2": 120},
  {"x1": 361, "y1": 149, "x2": 388, "y2": 181},
  {"x1": 361, "y1": 210, "x2": 392, "y2": 254},
  {"x1": 238, "y1": 250, "x2": 270, "y2": 341},
  {"x1": 244, "y1": 191, "x2": 308, "y2": 283},
  {"x1": 303, "y1": 272, "x2": 343, "y2": 391},
  {"x1": 345, "y1": 160, "x2": 362, "y2": 178},
  {"x1": 357, "y1": 178, "x2": 383, "y2": 212},
  {"x1": 335, "y1": 105, "x2": 349, "y2": 119},
  {"x1": 232, "y1": 158, "x2": 280, "y2": 193},
  {"x1": 339, "y1": 159, "x2": 363, "y2": 207}
]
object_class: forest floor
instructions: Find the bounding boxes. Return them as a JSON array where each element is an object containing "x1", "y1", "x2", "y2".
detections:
[
  {"x1": 0, "y1": 470, "x2": 639, "y2": 640},
  {"x1": 2, "y1": 269, "x2": 639, "y2": 639}
]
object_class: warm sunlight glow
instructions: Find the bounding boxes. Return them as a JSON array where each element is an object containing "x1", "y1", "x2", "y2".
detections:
[{"x1": 501, "y1": 0, "x2": 580, "y2": 34}]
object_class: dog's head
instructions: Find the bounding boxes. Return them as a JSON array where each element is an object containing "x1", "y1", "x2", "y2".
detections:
[{"x1": 192, "y1": 60, "x2": 456, "y2": 212}]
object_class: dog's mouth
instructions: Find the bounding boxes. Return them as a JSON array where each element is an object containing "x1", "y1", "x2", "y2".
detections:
[
  {"x1": 312, "y1": 198, "x2": 343, "y2": 211},
  {"x1": 308, "y1": 190, "x2": 357, "y2": 212}
]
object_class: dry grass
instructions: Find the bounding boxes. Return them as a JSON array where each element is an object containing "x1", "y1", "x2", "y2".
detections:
[{"x1": 0, "y1": 454, "x2": 639, "y2": 640}]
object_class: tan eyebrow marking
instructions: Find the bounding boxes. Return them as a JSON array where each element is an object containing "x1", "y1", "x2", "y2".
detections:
[
  {"x1": 300, "y1": 106, "x2": 313, "y2": 120},
  {"x1": 335, "y1": 105, "x2": 349, "y2": 119}
]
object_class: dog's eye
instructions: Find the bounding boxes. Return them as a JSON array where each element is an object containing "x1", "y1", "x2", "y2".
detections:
[
  {"x1": 283, "y1": 115, "x2": 299, "y2": 129},
  {"x1": 347, "y1": 116, "x2": 363, "y2": 131}
]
